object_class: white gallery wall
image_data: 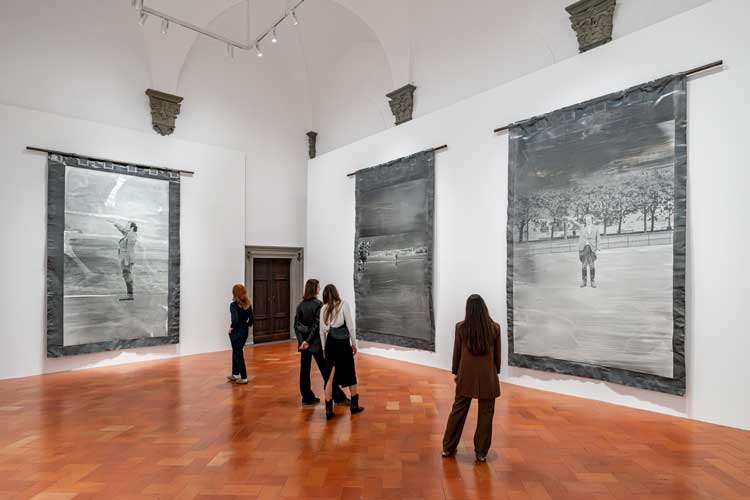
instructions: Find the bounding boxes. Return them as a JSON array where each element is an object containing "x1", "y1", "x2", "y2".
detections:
[
  {"x1": 0, "y1": 0, "x2": 309, "y2": 379},
  {"x1": 0, "y1": 0, "x2": 309, "y2": 249},
  {"x1": 0, "y1": 104, "x2": 246, "y2": 379},
  {"x1": 307, "y1": 0, "x2": 750, "y2": 430},
  {"x1": 308, "y1": 0, "x2": 711, "y2": 155}
]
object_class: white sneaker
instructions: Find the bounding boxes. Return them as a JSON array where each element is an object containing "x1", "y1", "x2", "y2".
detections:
[
  {"x1": 235, "y1": 378, "x2": 248, "y2": 385},
  {"x1": 227, "y1": 374, "x2": 240, "y2": 381}
]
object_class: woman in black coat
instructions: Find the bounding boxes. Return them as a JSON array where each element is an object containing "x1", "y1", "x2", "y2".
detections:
[
  {"x1": 295, "y1": 279, "x2": 349, "y2": 405},
  {"x1": 227, "y1": 284, "x2": 254, "y2": 384}
]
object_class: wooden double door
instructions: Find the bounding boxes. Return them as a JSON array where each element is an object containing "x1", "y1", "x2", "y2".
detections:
[{"x1": 252, "y1": 258, "x2": 291, "y2": 344}]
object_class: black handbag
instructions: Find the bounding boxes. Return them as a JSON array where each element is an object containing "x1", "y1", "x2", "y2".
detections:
[{"x1": 329, "y1": 319, "x2": 350, "y2": 340}]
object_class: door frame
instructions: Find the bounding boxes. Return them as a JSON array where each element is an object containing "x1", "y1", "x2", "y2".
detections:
[{"x1": 245, "y1": 246, "x2": 304, "y2": 344}]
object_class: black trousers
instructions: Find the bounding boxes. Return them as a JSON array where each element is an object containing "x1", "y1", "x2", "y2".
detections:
[
  {"x1": 442, "y1": 395, "x2": 495, "y2": 456},
  {"x1": 300, "y1": 349, "x2": 347, "y2": 403},
  {"x1": 230, "y1": 330, "x2": 249, "y2": 379}
]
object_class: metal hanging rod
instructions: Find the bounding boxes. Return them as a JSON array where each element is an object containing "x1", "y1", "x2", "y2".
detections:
[
  {"x1": 139, "y1": 0, "x2": 305, "y2": 51},
  {"x1": 346, "y1": 145, "x2": 447, "y2": 177},
  {"x1": 26, "y1": 146, "x2": 194, "y2": 177},
  {"x1": 679, "y1": 59, "x2": 724, "y2": 77},
  {"x1": 492, "y1": 59, "x2": 724, "y2": 134}
]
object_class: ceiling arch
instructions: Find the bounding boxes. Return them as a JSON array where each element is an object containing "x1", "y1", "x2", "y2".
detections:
[
  {"x1": 137, "y1": 0, "x2": 397, "y2": 142},
  {"x1": 140, "y1": 0, "x2": 399, "y2": 94},
  {"x1": 139, "y1": 0, "x2": 247, "y2": 93},
  {"x1": 140, "y1": 0, "x2": 711, "y2": 154},
  {"x1": 329, "y1": 0, "x2": 410, "y2": 86}
]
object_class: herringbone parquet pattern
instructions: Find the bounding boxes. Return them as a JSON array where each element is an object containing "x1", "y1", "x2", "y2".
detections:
[{"x1": 0, "y1": 341, "x2": 748, "y2": 499}]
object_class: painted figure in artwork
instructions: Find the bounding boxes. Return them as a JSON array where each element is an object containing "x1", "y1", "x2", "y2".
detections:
[
  {"x1": 357, "y1": 240, "x2": 370, "y2": 272},
  {"x1": 114, "y1": 221, "x2": 138, "y2": 300},
  {"x1": 566, "y1": 214, "x2": 600, "y2": 288}
]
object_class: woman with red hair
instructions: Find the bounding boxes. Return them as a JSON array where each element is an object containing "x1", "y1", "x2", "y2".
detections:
[{"x1": 227, "y1": 284, "x2": 254, "y2": 384}]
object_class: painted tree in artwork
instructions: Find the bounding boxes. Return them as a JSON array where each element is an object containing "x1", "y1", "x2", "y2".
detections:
[
  {"x1": 634, "y1": 168, "x2": 673, "y2": 232},
  {"x1": 597, "y1": 178, "x2": 638, "y2": 235},
  {"x1": 598, "y1": 187, "x2": 617, "y2": 235},
  {"x1": 515, "y1": 192, "x2": 542, "y2": 242},
  {"x1": 570, "y1": 185, "x2": 602, "y2": 224},
  {"x1": 539, "y1": 189, "x2": 572, "y2": 240}
]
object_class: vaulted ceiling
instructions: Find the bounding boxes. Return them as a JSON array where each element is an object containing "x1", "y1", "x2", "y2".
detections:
[
  {"x1": 0, "y1": 0, "x2": 711, "y2": 155},
  {"x1": 142, "y1": 0, "x2": 710, "y2": 152}
]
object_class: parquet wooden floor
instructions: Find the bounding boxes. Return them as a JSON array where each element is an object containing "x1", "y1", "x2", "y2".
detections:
[{"x1": 0, "y1": 341, "x2": 748, "y2": 500}]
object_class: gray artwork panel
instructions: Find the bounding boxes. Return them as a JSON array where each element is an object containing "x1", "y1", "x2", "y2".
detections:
[
  {"x1": 506, "y1": 74, "x2": 687, "y2": 395},
  {"x1": 46, "y1": 154, "x2": 180, "y2": 357},
  {"x1": 353, "y1": 150, "x2": 435, "y2": 351}
]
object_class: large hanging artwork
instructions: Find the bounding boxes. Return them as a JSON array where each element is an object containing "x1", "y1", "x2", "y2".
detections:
[
  {"x1": 353, "y1": 149, "x2": 435, "y2": 351},
  {"x1": 507, "y1": 74, "x2": 686, "y2": 395},
  {"x1": 46, "y1": 154, "x2": 180, "y2": 357}
]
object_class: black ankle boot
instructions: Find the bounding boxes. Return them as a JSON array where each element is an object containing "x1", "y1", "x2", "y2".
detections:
[
  {"x1": 350, "y1": 394, "x2": 364, "y2": 415},
  {"x1": 325, "y1": 400, "x2": 334, "y2": 420}
]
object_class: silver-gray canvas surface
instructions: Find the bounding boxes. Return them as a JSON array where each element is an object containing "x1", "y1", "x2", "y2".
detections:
[
  {"x1": 507, "y1": 75, "x2": 687, "y2": 395},
  {"x1": 46, "y1": 154, "x2": 180, "y2": 357},
  {"x1": 353, "y1": 150, "x2": 435, "y2": 351}
]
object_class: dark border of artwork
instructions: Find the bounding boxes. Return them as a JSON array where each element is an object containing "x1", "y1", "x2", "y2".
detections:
[
  {"x1": 357, "y1": 332, "x2": 435, "y2": 351},
  {"x1": 506, "y1": 74, "x2": 687, "y2": 396},
  {"x1": 353, "y1": 149, "x2": 436, "y2": 352},
  {"x1": 46, "y1": 154, "x2": 181, "y2": 358}
]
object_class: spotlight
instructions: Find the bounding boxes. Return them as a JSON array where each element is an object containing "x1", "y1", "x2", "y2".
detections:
[
  {"x1": 255, "y1": 43, "x2": 263, "y2": 58},
  {"x1": 161, "y1": 19, "x2": 169, "y2": 35},
  {"x1": 290, "y1": 10, "x2": 299, "y2": 26},
  {"x1": 138, "y1": 12, "x2": 149, "y2": 26},
  {"x1": 227, "y1": 44, "x2": 234, "y2": 58},
  {"x1": 271, "y1": 28, "x2": 278, "y2": 43}
]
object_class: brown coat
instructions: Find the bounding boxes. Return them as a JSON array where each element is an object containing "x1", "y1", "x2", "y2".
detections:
[{"x1": 452, "y1": 321, "x2": 501, "y2": 399}]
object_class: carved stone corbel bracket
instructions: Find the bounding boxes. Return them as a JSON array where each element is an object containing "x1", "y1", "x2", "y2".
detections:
[
  {"x1": 145, "y1": 89, "x2": 184, "y2": 136},
  {"x1": 306, "y1": 131, "x2": 318, "y2": 159},
  {"x1": 565, "y1": 0, "x2": 616, "y2": 53},
  {"x1": 386, "y1": 84, "x2": 416, "y2": 126}
]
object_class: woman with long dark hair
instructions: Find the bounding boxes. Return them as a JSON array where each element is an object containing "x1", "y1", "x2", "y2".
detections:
[
  {"x1": 442, "y1": 294, "x2": 501, "y2": 462},
  {"x1": 320, "y1": 284, "x2": 364, "y2": 420},
  {"x1": 227, "y1": 284, "x2": 254, "y2": 385},
  {"x1": 294, "y1": 279, "x2": 349, "y2": 406}
]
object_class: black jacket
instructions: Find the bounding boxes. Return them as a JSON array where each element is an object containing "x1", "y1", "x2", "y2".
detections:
[
  {"x1": 294, "y1": 298, "x2": 322, "y2": 352},
  {"x1": 230, "y1": 301, "x2": 254, "y2": 334}
]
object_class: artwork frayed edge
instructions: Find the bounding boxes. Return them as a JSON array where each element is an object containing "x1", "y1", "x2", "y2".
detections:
[
  {"x1": 46, "y1": 154, "x2": 181, "y2": 358},
  {"x1": 506, "y1": 74, "x2": 687, "y2": 396},
  {"x1": 353, "y1": 149, "x2": 436, "y2": 352}
]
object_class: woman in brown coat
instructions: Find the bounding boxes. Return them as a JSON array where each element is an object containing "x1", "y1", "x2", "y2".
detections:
[{"x1": 442, "y1": 294, "x2": 501, "y2": 462}]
